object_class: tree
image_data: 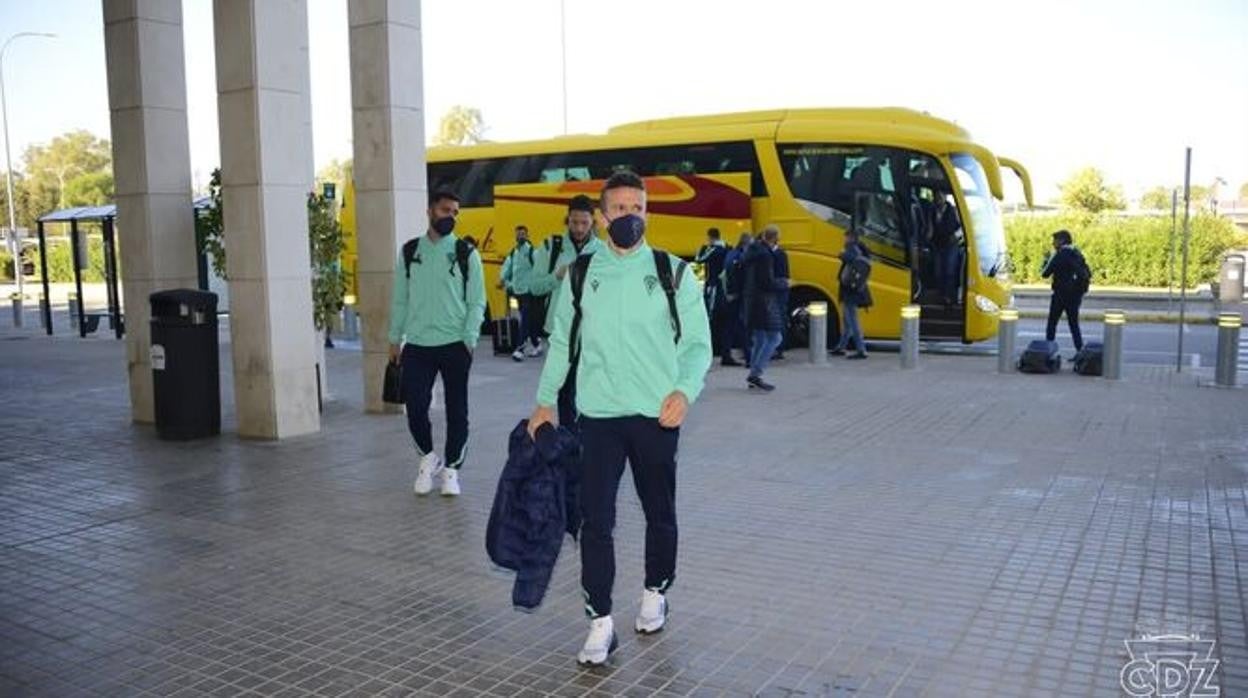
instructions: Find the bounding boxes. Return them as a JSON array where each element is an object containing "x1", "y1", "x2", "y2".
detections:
[
  {"x1": 1139, "y1": 186, "x2": 1172, "y2": 211},
  {"x1": 307, "y1": 193, "x2": 346, "y2": 331},
  {"x1": 433, "y1": 105, "x2": 486, "y2": 146},
  {"x1": 1058, "y1": 167, "x2": 1126, "y2": 213},
  {"x1": 0, "y1": 171, "x2": 41, "y2": 233},
  {"x1": 62, "y1": 171, "x2": 114, "y2": 207},
  {"x1": 22, "y1": 130, "x2": 112, "y2": 212},
  {"x1": 316, "y1": 158, "x2": 353, "y2": 189}
]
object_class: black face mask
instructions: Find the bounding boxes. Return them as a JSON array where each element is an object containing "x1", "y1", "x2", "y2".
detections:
[
  {"x1": 431, "y1": 215, "x2": 456, "y2": 236},
  {"x1": 607, "y1": 214, "x2": 645, "y2": 249}
]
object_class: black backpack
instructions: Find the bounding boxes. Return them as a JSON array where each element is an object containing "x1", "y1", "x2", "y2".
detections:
[
  {"x1": 1072, "y1": 249, "x2": 1092, "y2": 296},
  {"x1": 839, "y1": 256, "x2": 871, "y2": 294},
  {"x1": 402, "y1": 236, "x2": 473, "y2": 298},
  {"x1": 568, "y1": 250, "x2": 685, "y2": 366},
  {"x1": 1018, "y1": 339, "x2": 1062, "y2": 374},
  {"x1": 1073, "y1": 341, "x2": 1104, "y2": 376}
]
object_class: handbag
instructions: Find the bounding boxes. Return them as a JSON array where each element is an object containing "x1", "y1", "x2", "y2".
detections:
[{"x1": 382, "y1": 360, "x2": 404, "y2": 404}]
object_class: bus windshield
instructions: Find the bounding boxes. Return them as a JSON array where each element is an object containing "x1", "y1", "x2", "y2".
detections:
[{"x1": 950, "y1": 153, "x2": 1007, "y2": 278}]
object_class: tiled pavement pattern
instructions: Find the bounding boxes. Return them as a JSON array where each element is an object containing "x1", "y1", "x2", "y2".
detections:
[{"x1": 1, "y1": 327, "x2": 1246, "y2": 697}]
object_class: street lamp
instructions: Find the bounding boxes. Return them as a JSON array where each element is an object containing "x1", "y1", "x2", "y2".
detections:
[{"x1": 1, "y1": 31, "x2": 56, "y2": 325}]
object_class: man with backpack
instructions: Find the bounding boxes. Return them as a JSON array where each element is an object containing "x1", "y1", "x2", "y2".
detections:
[
  {"x1": 388, "y1": 190, "x2": 487, "y2": 497},
  {"x1": 528, "y1": 171, "x2": 711, "y2": 667},
  {"x1": 831, "y1": 230, "x2": 873, "y2": 359},
  {"x1": 529, "y1": 195, "x2": 601, "y2": 359},
  {"x1": 718, "y1": 232, "x2": 753, "y2": 366},
  {"x1": 694, "y1": 228, "x2": 732, "y2": 365},
  {"x1": 1041, "y1": 228, "x2": 1090, "y2": 351},
  {"x1": 530, "y1": 195, "x2": 603, "y2": 430},
  {"x1": 500, "y1": 225, "x2": 535, "y2": 361}
]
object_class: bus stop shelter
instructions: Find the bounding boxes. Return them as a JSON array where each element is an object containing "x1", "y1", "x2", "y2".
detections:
[{"x1": 35, "y1": 197, "x2": 212, "y2": 338}]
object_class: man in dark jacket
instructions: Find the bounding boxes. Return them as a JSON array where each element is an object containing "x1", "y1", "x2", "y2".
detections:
[
  {"x1": 831, "y1": 231, "x2": 872, "y2": 359},
  {"x1": 1040, "y1": 229, "x2": 1090, "y2": 351},
  {"x1": 694, "y1": 228, "x2": 735, "y2": 365},
  {"x1": 720, "y1": 232, "x2": 753, "y2": 366},
  {"x1": 743, "y1": 225, "x2": 787, "y2": 391}
]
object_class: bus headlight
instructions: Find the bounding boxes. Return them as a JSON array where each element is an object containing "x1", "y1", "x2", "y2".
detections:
[{"x1": 974, "y1": 294, "x2": 1000, "y2": 315}]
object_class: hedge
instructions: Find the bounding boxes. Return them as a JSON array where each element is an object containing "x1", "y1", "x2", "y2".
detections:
[
  {"x1": 0, "y1": 238, "x2": 108, "y2": 283},
  {"x1": 1004, "y1": 213, "x2": 1247, "y2": 287}
]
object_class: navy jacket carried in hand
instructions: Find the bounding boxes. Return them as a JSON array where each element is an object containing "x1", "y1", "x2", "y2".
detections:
[{"x1": 485, "y1": 420, "x2": 581, "y2": 610}]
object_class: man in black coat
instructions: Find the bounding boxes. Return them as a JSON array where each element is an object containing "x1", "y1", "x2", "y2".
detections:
[
  {"x1": 1040, "y1": 229, "x2": 1091, "y2": 351},
  {"x1": 743, "y1": 225, "x2": 788, "y2": 391},
  {"x1": 694, "y1": 228, "x2": 734, "y2": 365}
]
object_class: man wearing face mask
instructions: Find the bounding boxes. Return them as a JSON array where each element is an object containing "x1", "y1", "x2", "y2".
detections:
[
  {"x1": 499, "y1": 225, "x2": 535, "y2": 361},
  {"x1": 388, "y1": 190, "x2": 487, "y2": 497},
  {"x1": 528, "y1": 171, "x2": 712, "y2": 667},
  {"x1": 529, "y1": 195, "x2": 602, "y2": 425}
]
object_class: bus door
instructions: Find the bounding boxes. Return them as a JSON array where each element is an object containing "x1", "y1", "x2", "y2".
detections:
[{"x1": 895, "y1": 154, "x2": 965, "y2": 340}]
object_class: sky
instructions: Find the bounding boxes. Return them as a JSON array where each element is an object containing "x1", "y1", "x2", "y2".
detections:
[{"x1": 1, "y1": 0, "x2": 1245, "y2": 204}]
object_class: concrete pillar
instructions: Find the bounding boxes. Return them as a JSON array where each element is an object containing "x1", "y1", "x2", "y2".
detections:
[
  {"x1": 102, "y1": 0, "x2": 200, "y2": 424},
  {"x1": 214, "y1": 0, "x2": 319, "y2": 438},
  {"x1": 348, "y1": 0, "x2": 427, "y2": 414}
]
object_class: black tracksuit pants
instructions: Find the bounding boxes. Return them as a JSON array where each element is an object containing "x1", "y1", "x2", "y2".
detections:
[
  {"x1": 1046, "y1": 292, "x2": 1084, "y2": 350},
  {"x1": 579, "y1": 416, "x2": 680, "y2": 617},
  {"x1": 401, "y1": 342, "x2": 472, "y2": 469}
]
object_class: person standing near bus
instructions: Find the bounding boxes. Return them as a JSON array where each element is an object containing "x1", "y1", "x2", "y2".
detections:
[
  {"x1": 743, "y1": 225, "x2": 787, "y2": 390},
  {"x1": 831, "y1": 229, "x2": 872, "y2": 359},
  {"x1": 528, "y1": 171, "x2": 712, "y2": 667},
  {"x1": 530, "y1": 195, "x2": 603, "y2": 430},
  {"x1": 927, "y1": 191, "x2": 962, "y2": 308},
  {"x1": 694, "y1": 228, "x2": 732, "y2": 365},
  {"x1": 388, "y1": 190, "x2": 487, "y2": 496},
  {"x1": 720, "y1": 232, "x2": 753, "y2": 366},
  {"x1": 1041, "y1": 229, "x2": 1090, "y2": 351},
  {"x1": 500, "y1": 225, "x2": 536, "y2": 361}
]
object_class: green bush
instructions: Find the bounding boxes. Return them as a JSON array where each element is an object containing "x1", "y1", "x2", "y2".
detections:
[
  {"x1": 41, "y1": 238, "x2": 108, "y2": 283},
  {"x1": 1005, "y1": 213, "x2": 1246, "y2": 287}
]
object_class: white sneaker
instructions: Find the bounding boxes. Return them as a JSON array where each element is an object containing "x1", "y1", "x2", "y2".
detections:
[
  {"x1": 576, "y1": 616, "x2": 618, "y2": 667},
  {"x1": 635, "y1": 589, "x2": 668, "y2": 634},
  {"x1": 526, "y1": 338, "x2": 545, "y2": 358},
  {"x1": 413, "y1": 453, "x2": 443, "y2": 496},
  {"x1": 440, "y1": 468, "x2": 461, "y2": 496},
  {"x1": 511, "y1": 347, "x2": 526, "y2": 362}
]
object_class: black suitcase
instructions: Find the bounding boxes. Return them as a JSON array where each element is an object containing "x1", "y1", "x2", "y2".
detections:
[
  {"x1": 1018, "y1": 339, "x2": 1062, "y2": 374},
  {"x1": 1073, "y1": 341, "x2": 1104, "y2": 376},
  {"x1": 492, "y1": 316, "x2": 522, "y2": 355}
]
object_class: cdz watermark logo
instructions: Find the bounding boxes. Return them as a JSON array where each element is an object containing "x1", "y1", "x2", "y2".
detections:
[{"x1": 1120, "y1": 634, "x2": 1219, "y2": 697}]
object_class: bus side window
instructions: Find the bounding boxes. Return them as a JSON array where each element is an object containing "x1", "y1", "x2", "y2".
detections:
[{"x1": 458, "y1": 159, "x2": 502, "y2": 207}]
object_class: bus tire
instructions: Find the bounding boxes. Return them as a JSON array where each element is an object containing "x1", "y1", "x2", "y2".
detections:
[{"x1": 785, "y1": 288, "x2": 839, "y2": 351}]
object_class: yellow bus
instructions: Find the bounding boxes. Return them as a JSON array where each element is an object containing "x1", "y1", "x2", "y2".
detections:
[{"x1": 341, "y1": 107, "x2": 1032, "y2": 344}]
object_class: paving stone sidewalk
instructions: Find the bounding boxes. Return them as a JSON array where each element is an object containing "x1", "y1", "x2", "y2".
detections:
[{"x1": 1, "y1": 329, "x2": 1245, "y2": 697}]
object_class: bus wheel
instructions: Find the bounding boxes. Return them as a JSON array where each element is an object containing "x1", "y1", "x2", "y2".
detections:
[{"x1": 785, "y1": 290, "x2": 839, "y2": 350}]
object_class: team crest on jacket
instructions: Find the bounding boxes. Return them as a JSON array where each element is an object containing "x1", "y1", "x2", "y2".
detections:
[
  {"x1": 590, "y1": 278, "x2": 600, "y2": 293},
  {"x1": 644, "y1": 275, "x2": 659, "y2": 295}
]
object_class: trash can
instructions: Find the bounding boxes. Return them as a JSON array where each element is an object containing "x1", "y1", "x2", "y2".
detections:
[
  {"x1": 1220, "y1": 253, "x2": 1245, "y2": 303},
  {"x1": 150, "y1": 289, "x2": 220, "y2": 440}
]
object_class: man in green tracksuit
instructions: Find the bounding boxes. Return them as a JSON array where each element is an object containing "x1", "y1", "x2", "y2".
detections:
[
  {"x1": 529, "y1": 195, "x2": 603, "y2": 428},
  {"x1": 499, "y1": 224, "x2": 536, "y2": 361},
  {"x1": 388, "y1": 190, "x2": 486, "y2": 497},
  {"x1": 528, "y1": 172, "x2": 712, "y2": 667},
  {"x1": 528, "y1": 195, "x2": 601, "y2": 361}
]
